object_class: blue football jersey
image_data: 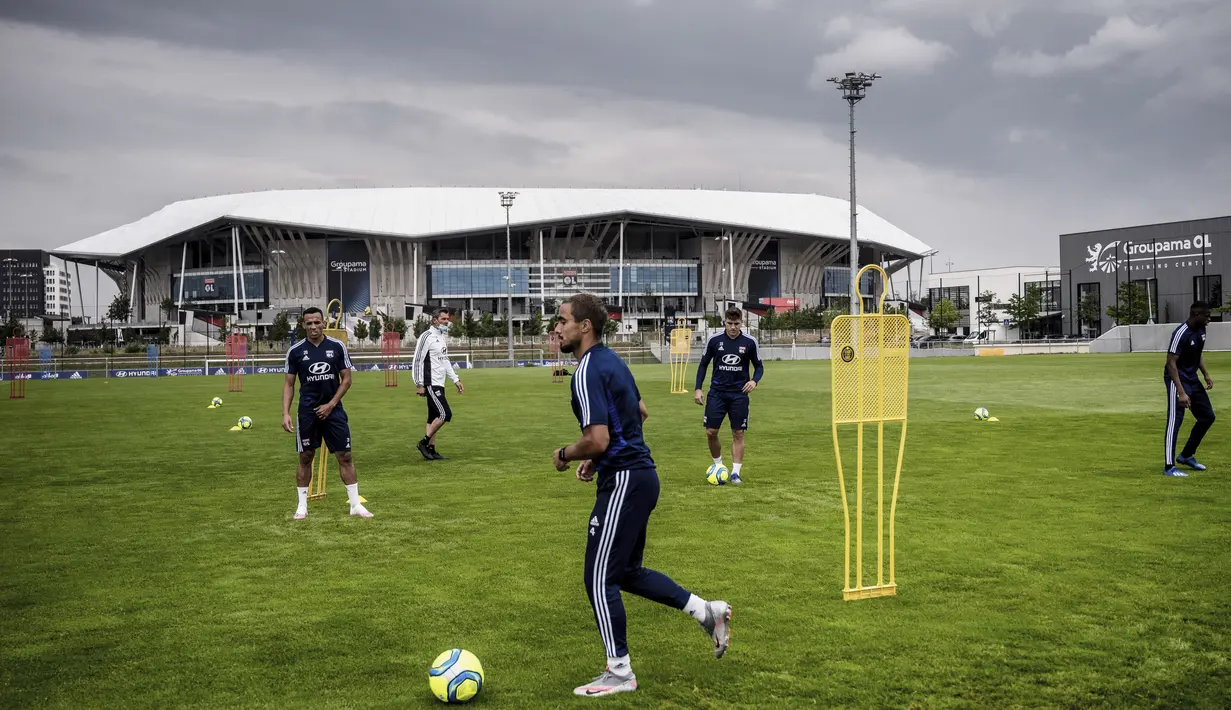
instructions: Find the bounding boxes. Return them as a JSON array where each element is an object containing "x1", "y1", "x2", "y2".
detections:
[
  {"x1": 695, "y1": 331, "x2": 764, "y2": 393},
  {"x1": 570, "y1": 344, "x2": 655, "y2": 476},
  {"x1": 1165, "y1": 323, "x2": 1205, "y2": 382},
  {"x1": 285, "y1": 336, "x2": 354, "y2": 410}
]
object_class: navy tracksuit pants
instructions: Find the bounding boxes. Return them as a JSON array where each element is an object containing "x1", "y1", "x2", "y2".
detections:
[
  {"x1": 585, "y1": 467, "x2": 692, "y2": 659},
  {"x1": 1165, "y1": 378, "x2": 1216, "y2": 469}
]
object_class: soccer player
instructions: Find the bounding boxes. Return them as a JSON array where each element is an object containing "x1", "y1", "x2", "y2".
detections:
[
  {"x1": 281, "y1": 306, "x2": 372, "y2": 519},
  {"x1": 694, "y1": 306, "x2": 764, "y2": 484},
  {"x1": 551, "y1": 293, "x2": 732, "y2": 698},
  {"x1": 1164, "y1": 300, "x2": 1215, "y2": 477},
  {"x1": 411, "y1": 307, "x2": 464, "y2": 460}
]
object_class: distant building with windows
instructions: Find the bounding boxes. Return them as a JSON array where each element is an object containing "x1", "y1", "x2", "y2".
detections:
[
  {"x1": 43, "y1": 259, "x2": 72, "y2": 318},
  {"x1": 921, "y1": 266, "x2": 1062, "y2": 340},
  {"x1": 1, "y1": 249, "x2": 52, "y2": 321},
  {"x1": 1059, "y1": 216, "x2": 1230, "y2": 335}
]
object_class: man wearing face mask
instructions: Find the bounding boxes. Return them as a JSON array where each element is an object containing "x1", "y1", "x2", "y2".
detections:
[{"x1": 412, "y1": 307, "x2": 465, "y2": 460}]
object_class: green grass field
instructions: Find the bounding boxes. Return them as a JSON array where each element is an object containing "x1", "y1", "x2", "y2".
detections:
[{"x1": 2, "y1": 354, "x2": 1230, "y2": 709}]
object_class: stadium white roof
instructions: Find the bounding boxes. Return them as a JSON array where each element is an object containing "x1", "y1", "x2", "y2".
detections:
[{"x1": 51, "y1": 187, "x2": 932, "y2": 260}]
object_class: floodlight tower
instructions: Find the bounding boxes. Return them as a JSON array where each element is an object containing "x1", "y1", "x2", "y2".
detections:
[
  {"x1": 499, "y1": 191, "x2": 519, "y2": 365},
  {"x1": 826, "y1": 71, "x2": 881, "y2": 314}
]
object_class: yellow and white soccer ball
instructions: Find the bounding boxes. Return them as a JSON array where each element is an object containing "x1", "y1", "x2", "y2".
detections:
[
  {"x1": 237, "y1": 416, "x2": 253, "y2": 429},
  {"x1": 974, "y1": 407, "x2": 990, "y2": 421},
  {"x1": 429, "y1": 648, "x2": 484, "y2": 704},
  {"x1": 705, "y1": 463, "x2": 730, "y2": 486},
  {"x1": 211, "y1": 397, "x2": 223, "y2": 407}
]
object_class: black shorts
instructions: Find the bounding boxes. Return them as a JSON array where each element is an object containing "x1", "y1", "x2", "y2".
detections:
[
  {"x1": 704, "y1": 390, "x2": 749, "y2": 431},
  {"x1": 426, "y1": 386, "x2": 453, "y2": 423},
  {"x1": 296, "y1": 408, "x2": 351, "y2": 453}
]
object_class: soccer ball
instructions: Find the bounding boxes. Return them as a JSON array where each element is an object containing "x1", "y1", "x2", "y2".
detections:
[
  {"x1": 974, "y1": 407, "x2": 990, "y2": 421},
  {"x1": 211, "y1": 397, "x2": 223, "y2": 407},
  {"x1": 429, "y1": 648, "x2": 484, "y2": 704},
  {"x1": 705, "y1": 463, "x2": 730, "y2": 486},
  {"x1": 237, "y1": 416, "x2": 253, "y2": 429}
]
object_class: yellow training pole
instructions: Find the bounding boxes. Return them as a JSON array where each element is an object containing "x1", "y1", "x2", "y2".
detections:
[{"x1": 830, "y1": 264, "x2": 911, "y2": 601}]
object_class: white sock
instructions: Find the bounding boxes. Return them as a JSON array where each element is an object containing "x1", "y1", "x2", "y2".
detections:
[
  {"x1": 712, "y1": 457, "x2": 724, "y2": 467},
  {"x1": 607, "y1": 654, "x2": 632, "y2": 678},
  {"x1": 684, "y1": 593, "x2": 708, "y2": 621},
  {"x1": 733, "y1": 463, "x2": 742, "y2": 475},
  {"x1": 296, "y1": 486, "x2": 308, "y2": 511},
  {"x1": 345, "y1": 483, "x2": 361, "y2": 508}
]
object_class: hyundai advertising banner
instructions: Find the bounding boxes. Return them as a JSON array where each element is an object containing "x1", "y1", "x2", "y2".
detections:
[
  {"x1": 327, "y1": 240, "x2": 371, "y2": 313},
  {"x1": 747, "y1": 239, "x2": 780, "y2": 302}
]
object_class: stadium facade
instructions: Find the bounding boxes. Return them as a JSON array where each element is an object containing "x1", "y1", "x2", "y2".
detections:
[
  {"x1": 50, "y1": 187, "x2": 933, "y2": 342},
  {"x1": 1059, "y1": 216, "x2": 1231, "y2": 335}
]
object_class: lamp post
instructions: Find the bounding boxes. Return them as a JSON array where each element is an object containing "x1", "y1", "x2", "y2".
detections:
[
  {"x1": 499, "y1": 191, "x2": 518, "y2": 365},
  {"x1": 826, "y1": 71, "x2": 881, "y2": 315}
]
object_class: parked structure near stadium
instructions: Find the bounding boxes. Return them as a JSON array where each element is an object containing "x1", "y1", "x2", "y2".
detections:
[{"x1": 50, "y1": 187, "x2": 932, "y2": 342}]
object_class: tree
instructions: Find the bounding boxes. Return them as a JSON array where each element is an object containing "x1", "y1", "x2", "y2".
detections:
[
  {"x1": 759, "y1": 307, "x2": 778, "y2": 333},
  {"x1": 1004, "y1": 284, "x2": 1042, "y2": 339},
  {"x1": 270, "y1": 311, "x2": 291, "y2": 342},
  {"x1": 822, "y1": 298, "x2": 850, "y2": 330},
  {"x1": 1078, "y1": 292, "x2": 1102, "y2": 334},
  {"x1": 1, "y1": 313, "x2": 23, "y2": 340},
  {"x1": 292, "y1": 319, "x2": 306, "y2": 342},
  {"x1": 353, "y1": 320, "x2": 369, "y2": 342},
  {"x1": 413, "y1": 316, "x2": 430, "y2": 337},
  {"x1": 106, "y1": 293, "x2": 132, "y2": 323},
  {"x1": 478, "y1": 312, "x2": 497, "y2": 338},
  {"x1": 604, "y1": 318, "x2": 619, "y2": 337},
  {"x1": 526, "y1": 311, "x2": 544, "y2": 337},
  {"x1": 927, "y1": 298, "x2": 958, "y2": 332},
  {"x1": 1106, "y1": 281, "x2": 1151, "y2": 326},
  {"x1": 386, "y1": 317, "x2": 408, "y2": 338},
  {"x1": 160, "y1": 296, "x2": 176, "y2": 324},
  {"x1": 40, "y1": 324, "x2": 63, "y2": 344},
  {"x1": 977, "y1": 290, "x2": 999, "y2": 334},
  {"x1": 368, "y1": 315, "x2": 382, "y2": 344}
]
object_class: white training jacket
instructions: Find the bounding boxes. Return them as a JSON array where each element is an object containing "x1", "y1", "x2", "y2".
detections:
[{"x1": 411, "y1": 328, "x2": 460, "y2": 388}]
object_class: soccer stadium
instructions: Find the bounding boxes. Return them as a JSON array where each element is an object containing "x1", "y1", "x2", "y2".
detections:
[
  {"x1": 46, "y1": 187, "x2": 932, "y2": 350},
  {"x1": 4, "y1": 190, "x2": 1229, "y2": 708}
]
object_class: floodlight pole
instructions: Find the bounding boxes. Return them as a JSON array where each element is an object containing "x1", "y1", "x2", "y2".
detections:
[
  {"x1": 827, "y1": 71, "x2": 881, "y2": 315},
  {"x1": 500, "y1": 191, "x2": 519, "y2": 366}
]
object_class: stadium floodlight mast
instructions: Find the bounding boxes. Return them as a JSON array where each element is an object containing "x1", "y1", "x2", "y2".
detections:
[
  {"x1": 499, "y1": 190, "x2": 519, "y2": 365},
  {"x1": 826, "y1": 71, "x2": 881, "y2": 315}
]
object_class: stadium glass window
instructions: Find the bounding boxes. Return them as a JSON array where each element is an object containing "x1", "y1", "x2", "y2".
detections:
[
  {"x1": 928, "y1": 286, "x2": 969, "y2": 311},
  {"x1": 1195, "y1": 274, "x2": 1222, "y2": 310},
  {"x1": 1024, "y1": 280, "x2": 1062, "y2": 312},
  {"x1": 1077, "y1": 282, "x2": 1101, "y2": 335}
]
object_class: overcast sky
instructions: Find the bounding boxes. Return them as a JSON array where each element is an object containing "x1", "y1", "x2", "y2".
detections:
[{"x1": 1, "y1": 0, "x2": 1228, "y2": 310}]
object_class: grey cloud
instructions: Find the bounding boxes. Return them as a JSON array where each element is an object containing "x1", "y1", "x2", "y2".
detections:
[
  {"x1": 0, "y1": 0, "x2": 1228, "y2": 271},
  {"x1": 5, "y1": 0, "x2": 1222, "y2": 176}
]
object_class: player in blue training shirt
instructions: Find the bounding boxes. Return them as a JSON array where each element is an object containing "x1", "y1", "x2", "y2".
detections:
[
  {"x1": 694, "y1": 306, "x2": 764, "y2": 484},
  {"x1": 551, "y1": 293, "x2": 732, "y2": 698},
  {"x1": 282, "y1": 306, "x2": 373, "y2": 519},
  {"x1": 1163, "y1": 300, "x2": 1216, "y2": 477}
]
